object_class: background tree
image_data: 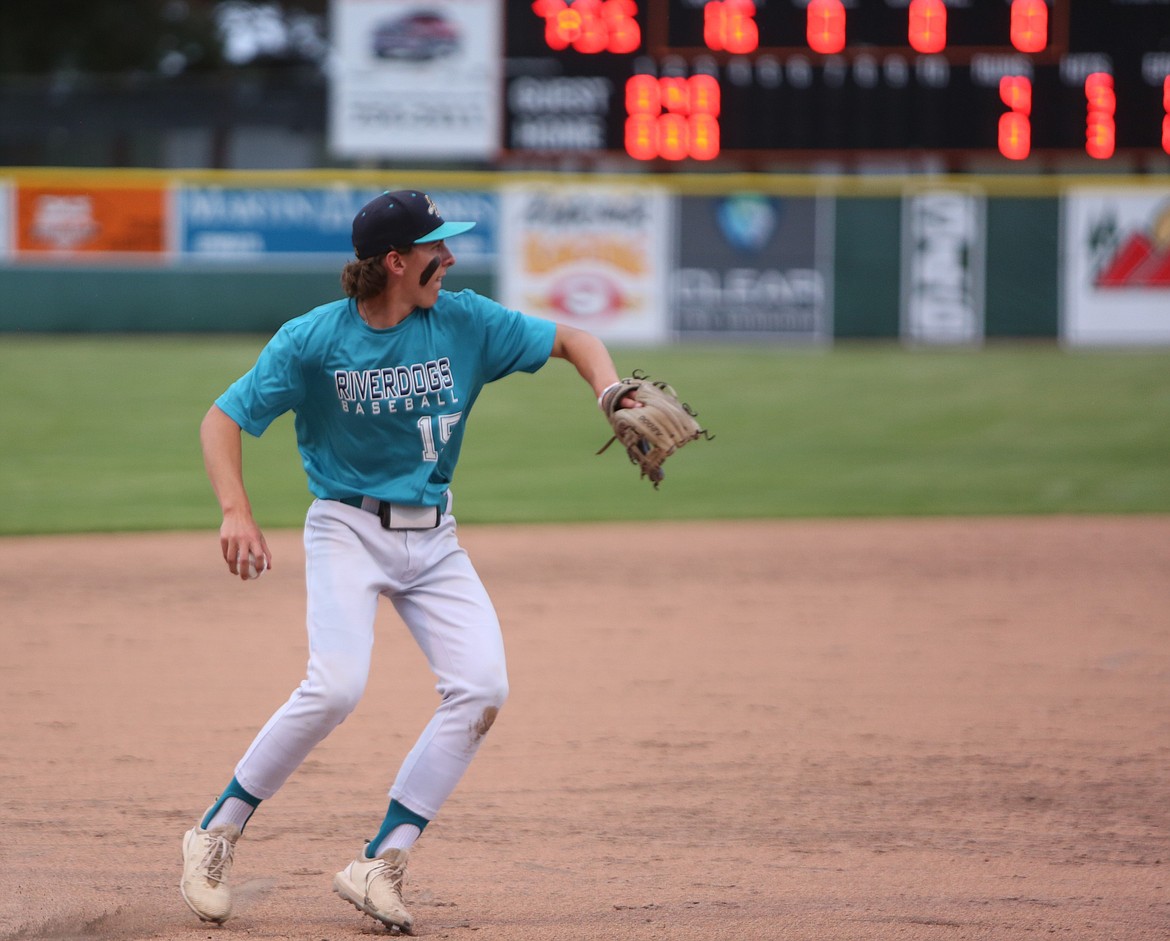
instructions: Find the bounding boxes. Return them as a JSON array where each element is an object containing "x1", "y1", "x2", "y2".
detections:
[{"x1": 0, "y1": 0, "x2": 328, "y2": 77}]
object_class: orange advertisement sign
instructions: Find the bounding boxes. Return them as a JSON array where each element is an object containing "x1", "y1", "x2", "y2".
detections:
[{"x1": 16, "y1": 185, "x2": 167, "y2": 255}]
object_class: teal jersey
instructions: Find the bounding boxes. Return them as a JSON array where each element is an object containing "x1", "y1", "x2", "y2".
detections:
[{"x1": 216, "y1": 289, "x2": 557, "y2": 506}]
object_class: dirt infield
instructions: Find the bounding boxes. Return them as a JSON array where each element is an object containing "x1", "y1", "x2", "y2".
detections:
[{"x1": 2, "y1": 517, "x2": 1167, "y2": 941}]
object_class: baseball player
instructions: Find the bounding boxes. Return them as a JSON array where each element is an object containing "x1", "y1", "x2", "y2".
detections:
[{"x1": 180, "y1": 189, "x2": 637, "y2": 933}]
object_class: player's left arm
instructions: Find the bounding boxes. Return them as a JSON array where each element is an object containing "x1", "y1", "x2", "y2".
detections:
[{"x1": 549, "y1": 323, "x2": 636, "y2": 408}]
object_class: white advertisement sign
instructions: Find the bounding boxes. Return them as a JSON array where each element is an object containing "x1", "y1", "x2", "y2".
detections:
[
  {"x1": 499, "y1": 184, "x2": 671, "y2": 344},
  {"x1": 328, "y1": 0, "x2": 501, "y2": 160},
  {"x1": 0, "y1": 182, "x2": 10, "y2": 257},
  {"x1": 901, "y1": 189, "x2": 986, "y2": 345},
  {"x1": 1063, "y1": 188, "x2": 1170, "y2": 346}
]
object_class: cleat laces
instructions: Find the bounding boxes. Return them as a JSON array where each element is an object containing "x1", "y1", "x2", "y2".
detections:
[
  {"x1": 199, "y1": 833, "x2": 235, "y2": 885},
  {"x1": 368, "y1": 858, "x2": 406, "y2": 899}
]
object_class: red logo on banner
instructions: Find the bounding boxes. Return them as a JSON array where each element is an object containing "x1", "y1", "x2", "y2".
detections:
[
  {"x1": 547, "y1": 272, "x2": 628, "y2": 319},
  {"x1": 1094, "y1": 205, "x2": 1170, "y2": 288}
]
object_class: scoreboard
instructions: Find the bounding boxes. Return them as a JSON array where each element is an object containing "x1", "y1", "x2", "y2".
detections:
[{"x1": 502, "y1": 0, "x2": 1170, "y2": 163}]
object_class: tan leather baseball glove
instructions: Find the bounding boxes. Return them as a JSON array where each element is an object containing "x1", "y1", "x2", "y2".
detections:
[{"x1": 598, "y1": 372, "x2": 710, "y2": 488}]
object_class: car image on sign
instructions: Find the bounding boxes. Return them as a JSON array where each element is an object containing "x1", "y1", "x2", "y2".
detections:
[{"x1": 372, "y1": 12, "x2": 459, "y2": 61}]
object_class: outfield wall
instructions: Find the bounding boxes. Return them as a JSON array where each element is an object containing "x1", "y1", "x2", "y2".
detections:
[{"x1": 1, "y1": 169, "x2": 1167, "y2": 345}]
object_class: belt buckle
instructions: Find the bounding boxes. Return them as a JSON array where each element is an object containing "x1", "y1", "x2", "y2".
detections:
[{"x1": 377, "y1": 502, "x2": 440, "y2": 531}]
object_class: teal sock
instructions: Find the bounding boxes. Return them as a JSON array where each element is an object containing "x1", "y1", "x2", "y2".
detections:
[
  {"x1": 201, "y1": 776, "x2": 262, "y2": 831},
  {"x1": 366, "y1": 799, "x2": 430, "y2": 859}
]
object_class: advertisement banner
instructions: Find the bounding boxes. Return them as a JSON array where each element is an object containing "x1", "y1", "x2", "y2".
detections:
[
  {"x1": 900, "y1": 188, "x2": 986, "y2": 345},
  {"x1": 328, "y1": 0, "x2": 502, "y2": 160},
  {"x1": 178, "y1": 186, "x2": 497, "y2": 265},
  {"x1": 498, "y1": 184, "x2": 671, "y2": 343},
  {"x1": 1063, "y1": 187, "x2": 1170, "y2": 345},
  {"x1": 16, "y1": 185, "x2": 167, "y2": 257},
  {"x1": 673, "y1": 194, "x2": 831, "y2": 340}
]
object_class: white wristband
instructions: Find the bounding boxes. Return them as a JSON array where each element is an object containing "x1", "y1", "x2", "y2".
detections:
[{"x1": 598, "y1": 381, "x2": 622, "y2": 409}]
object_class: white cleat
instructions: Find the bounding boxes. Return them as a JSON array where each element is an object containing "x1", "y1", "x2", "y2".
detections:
[
  {"x1": 180, "y1": 823, "x2": 241, "y2": 923},
  {"x1": 333, "y1": 847, "x2": 415, "y2": 934}
]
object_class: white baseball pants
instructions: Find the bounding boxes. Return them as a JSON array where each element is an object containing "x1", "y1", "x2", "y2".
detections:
[{"x1": 231, "y1": 496, "x2": 508, "y2": 820}]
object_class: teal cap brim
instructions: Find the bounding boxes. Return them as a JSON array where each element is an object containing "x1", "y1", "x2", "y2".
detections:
[{"x1": 416, "y1": 220, "x2": 476, "y2": 243}]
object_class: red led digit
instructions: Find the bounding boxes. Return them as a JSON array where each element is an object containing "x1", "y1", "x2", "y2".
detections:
[
  {"x1": 726, "y1": 0, "x2": 759, "y2": 55},
  {"x1": 726, "y1": 1, "x2": 760, "y2": 55},
  {"x1": 660, "y1": 77, "x2": 690, "y2": 114},
  {"x1": 999, "y1": 76, "x2": 1032, "y2": 116},
  {"x1": 688, "y1": 74, "x2": 721, "y2": 117},
  {"x1": 570, "y1": 0, "x2": 607, "y2": 53},
  {"x1": 1085, "y1": 72, "x2": 1115, "y2": 112},
  {"x1": 624, "y1": 75, "x2": 668, "y2": 161},
  {"x1": 624, "y1": 112, "x2": 658, "y2": 160},
  {"x1": 657, "y1": 112, "x2": 689, "y2": 160},
  {"x1": 703, "y1": 0, "x2": 758, "y2": 55},
  {"x1": 601, "y1": 0, "x2": 641, "y2": 53},
  {"x1": 998, "y1": 75, "x2": 1032, "y2": 160},
  {"x1": 1010, "y1": 0, "x2": 1048, "y2": 54},
  {"x1": 532, "y1": 0, "x2": 574, "y2": 50},
  {"x1": 688, "y1": 114, "x2": 720, "y2": 160},
  {"x1": 1163, "y1": 76, "x2": 1170, "y2": 155},
  {"x1": 1085, "y1": 72, "x2": 1115, "y2": 160},
  {"x1": 625, "y1": 74, "x2": 659, "y2": 114},
  {"x1": 806, "y1": 0, "x2": 846, "y2": 55},
  {"x1": 1087, "y1": 113, "x2": 1115, "y2": 160},
  {"x1": 702, "y1": 0, "x2": 722, "y2": 49},
  {"x1": 908, "y1": 0, "x2": 946, "y2": 55},
  {"x1": 687, "y1": 76, "x2": 721, "y2": 159},
  {"x1": 998, "y1": 113, "x2": 1031, "y2": 161}
]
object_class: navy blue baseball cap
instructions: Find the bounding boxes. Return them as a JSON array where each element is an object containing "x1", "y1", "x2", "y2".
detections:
[{"x1": 352, "y1": 190, "x2": 475, "y2": 260}]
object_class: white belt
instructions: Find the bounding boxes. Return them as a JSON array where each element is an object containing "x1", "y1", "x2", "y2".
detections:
[{"x1": 341, "y1": 496, "x2": 442, "y2": 531}]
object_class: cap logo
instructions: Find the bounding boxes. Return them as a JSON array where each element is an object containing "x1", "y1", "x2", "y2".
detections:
[{"x1": 424, "y1": 194, "x2": 439, "y2": 218}]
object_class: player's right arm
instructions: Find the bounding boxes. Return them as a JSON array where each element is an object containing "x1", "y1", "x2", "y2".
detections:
[{"x1": 201, "y1": 404, "x2": 272, "y2": 580}]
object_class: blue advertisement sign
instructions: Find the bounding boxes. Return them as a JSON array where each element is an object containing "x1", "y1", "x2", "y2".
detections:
[
  {"x1": 178, "y1": 186, "x2": 497, "y2": 264},
  {"x1": 673, "y1": 194, "x2": 831, "y2": 340}
]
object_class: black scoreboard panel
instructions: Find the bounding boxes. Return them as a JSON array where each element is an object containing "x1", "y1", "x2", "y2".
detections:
[{"x1": 503, "y1": 0, "x2": 1170, "y2": 162}]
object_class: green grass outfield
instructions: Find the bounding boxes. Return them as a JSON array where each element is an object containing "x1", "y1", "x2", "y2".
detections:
[{"x1": 1, "y1": 336, "x2": 1167, "y2": 535}]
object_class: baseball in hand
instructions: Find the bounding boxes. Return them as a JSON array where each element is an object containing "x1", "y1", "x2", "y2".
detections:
[{"x1": 244, "y1": 551, "x2": 266, "y2": 580}]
